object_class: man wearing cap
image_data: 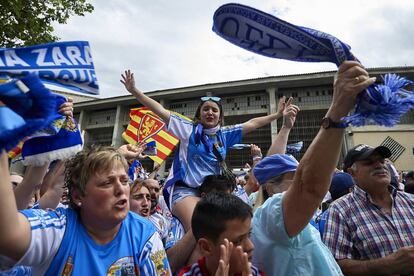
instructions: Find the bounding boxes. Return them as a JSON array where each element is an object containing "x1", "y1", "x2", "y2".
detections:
[
  {"x1": 323, "y1": 144, "x2": 414, "y2": 275},
  {"x1": 250, "y1": 60, "x2": 375, "y2": 275}
]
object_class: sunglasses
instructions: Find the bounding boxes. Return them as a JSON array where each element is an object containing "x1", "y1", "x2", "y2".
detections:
[{"x1": 201, "y1": 96, "x2": 221, "y2": 102}]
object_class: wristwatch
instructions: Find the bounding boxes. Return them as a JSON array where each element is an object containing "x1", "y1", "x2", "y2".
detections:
[{"x1": 321, "y1": 117, "x2": 348, "y2": 129}]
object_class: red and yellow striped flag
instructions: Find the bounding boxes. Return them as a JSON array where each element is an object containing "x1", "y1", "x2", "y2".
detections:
[{"x1": 122, "y1": 107, "x2": 185, "y2": 165}]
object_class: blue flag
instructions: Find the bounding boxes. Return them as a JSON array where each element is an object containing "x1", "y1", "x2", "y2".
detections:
[{"x1": 0, "y1": 41, "x2": 99, "y2": 95}]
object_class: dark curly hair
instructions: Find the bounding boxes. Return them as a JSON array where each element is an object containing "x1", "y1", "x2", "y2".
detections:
[{"x1": 64, "y1": 145, "x2": 129, "y2": 211}]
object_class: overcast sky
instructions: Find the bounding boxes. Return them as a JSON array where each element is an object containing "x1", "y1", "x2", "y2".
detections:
[{"x1": 53, "y1": 0, "x2": 414, "y2": 98}]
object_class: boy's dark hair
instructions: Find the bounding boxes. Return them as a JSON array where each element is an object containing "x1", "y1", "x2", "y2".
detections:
[
  {"x1": 192, "y1": 192, "x2": 252, "y2": 244},
  {"x1": 200, "y1": 175, "x2": 235, "y2": 195}
]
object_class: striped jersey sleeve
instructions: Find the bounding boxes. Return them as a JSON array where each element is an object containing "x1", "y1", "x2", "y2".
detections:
[
  {"x1": 138, "y1": 232, "x2": 171, "y2": 275},
  {"x1": 222, "y1": 124, "x2": 243, "y2": 146},
  {"x1": 167, "y1": 114, "x2": 193, "y2": 141},
  {"x1": 12, "y1": 207, "x2": 67, "y2": 274}
]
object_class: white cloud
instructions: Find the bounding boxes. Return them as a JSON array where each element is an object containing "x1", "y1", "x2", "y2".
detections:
[{"x1": 53, "y1": 0, "x2": 414, "y2": 98}]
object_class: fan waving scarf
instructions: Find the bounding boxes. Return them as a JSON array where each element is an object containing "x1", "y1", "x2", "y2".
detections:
[{"x1": 213, "y1": 3, "x2": 414, "y2": 127}]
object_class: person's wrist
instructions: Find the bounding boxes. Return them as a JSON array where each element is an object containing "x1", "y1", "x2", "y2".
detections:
[
  {"x1": 325, "y1": 108, "x2": 347, "y2": 122},
  {"x1": 326, "y1": 100, "x2": 354, "y2": 121},
  {"x1": 252, "y1": 153, "x2": 263, "y2": 161},
  {"x1": 132, "y1": 88, "x2": 142, "y2": 96},
  {"x1": 281, "y1": 124, "x2": 292, "y2": 131},
  {"x1": 276, "y1": 111, "x2": 283, "y2": 119},
  {"x1": 127, "y1": 86, "x2": 140, "y2": 95}
]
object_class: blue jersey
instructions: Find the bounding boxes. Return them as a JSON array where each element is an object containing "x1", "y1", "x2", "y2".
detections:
[
  {"x1": 163, "y1": 114, "x2": 242, "y2": 208},
  {"x1": 3, "y1": 207, "x2": 170, "y2": 275},
  {"x1": 0, "y1": 200, "x2": 65, "y2": 275}
]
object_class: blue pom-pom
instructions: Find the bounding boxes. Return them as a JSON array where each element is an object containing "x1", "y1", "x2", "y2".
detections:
[{"x1": 344, "y1": 73, "x2": 414, "y2": 127}]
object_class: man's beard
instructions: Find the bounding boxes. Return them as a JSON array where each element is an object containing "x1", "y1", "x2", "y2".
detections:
[{"x1": 150, "y1": 199, "x2": 157, "y2": 213}]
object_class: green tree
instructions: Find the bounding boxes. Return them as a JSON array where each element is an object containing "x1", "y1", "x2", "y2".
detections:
[{"x1": 0, "y1": 0, "x2": 94, "y2": 48}]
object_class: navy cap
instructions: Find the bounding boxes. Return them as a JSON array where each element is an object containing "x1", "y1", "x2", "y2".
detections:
[
  {"x1": 329, "y1": 172, "x2": 354, "y2": 200},
  {"x1": 253, "y1": 154, "x2": 298, "y2": 185},
  {"x1": 343, "y1": 144, "x2": 391, "y2": 171}
]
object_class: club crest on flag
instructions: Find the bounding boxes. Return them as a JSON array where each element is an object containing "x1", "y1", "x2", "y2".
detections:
[
  {"x1": 122, "y1": 107, "x2": 183, "y2": 165},
  {"x1": 138, "y1": 113, "x2": 165, "y2": 142}
]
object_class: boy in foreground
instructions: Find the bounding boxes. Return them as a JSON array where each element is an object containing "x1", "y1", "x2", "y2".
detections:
[{"x1": 178, "y1": 192, "x2": 263, "y2": 276}]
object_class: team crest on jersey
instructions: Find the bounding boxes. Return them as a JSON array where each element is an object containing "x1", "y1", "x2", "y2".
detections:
[
  {"x1": 61, "y1": 255, "x2": 73, "y2": 276},
  {"x1": 150, "y1": 250, "x2": 170, "y2": 276},
  {"x1": 107, "y1": 256, "x2": 138, "y2": 275},
  {"x1": 138, "y1": 113, "x2": 165, "y2": 142}
]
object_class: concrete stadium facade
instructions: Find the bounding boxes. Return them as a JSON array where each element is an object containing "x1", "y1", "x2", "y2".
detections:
[{"x1": 73, "y1": 67, "x2": 414, "y2": 172}]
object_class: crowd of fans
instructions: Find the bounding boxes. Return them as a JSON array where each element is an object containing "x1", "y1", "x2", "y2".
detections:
[{"x1": 1, "y1": 61, "x2": 413, "y2": 275}]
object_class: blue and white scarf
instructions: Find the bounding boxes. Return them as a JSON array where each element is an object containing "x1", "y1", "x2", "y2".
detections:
[
  {"x1": 21, "y1": 115, "x2": 83, "y2": 166},
  {"x1": 0, "y1": 73, "x2": 83, "y2": 164},
  {"x1": 194, "y1": 123, "x2": 221, "y2": 153},
  {"x1": 0, "y1": 41, "x2": 99, "y2": 95},
  {"x1": 213, "y1": 3, "x2": 414, "y2": 127},
  {"x1": 0, "y1": 74, "x2": 58, "y2": 151}
]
